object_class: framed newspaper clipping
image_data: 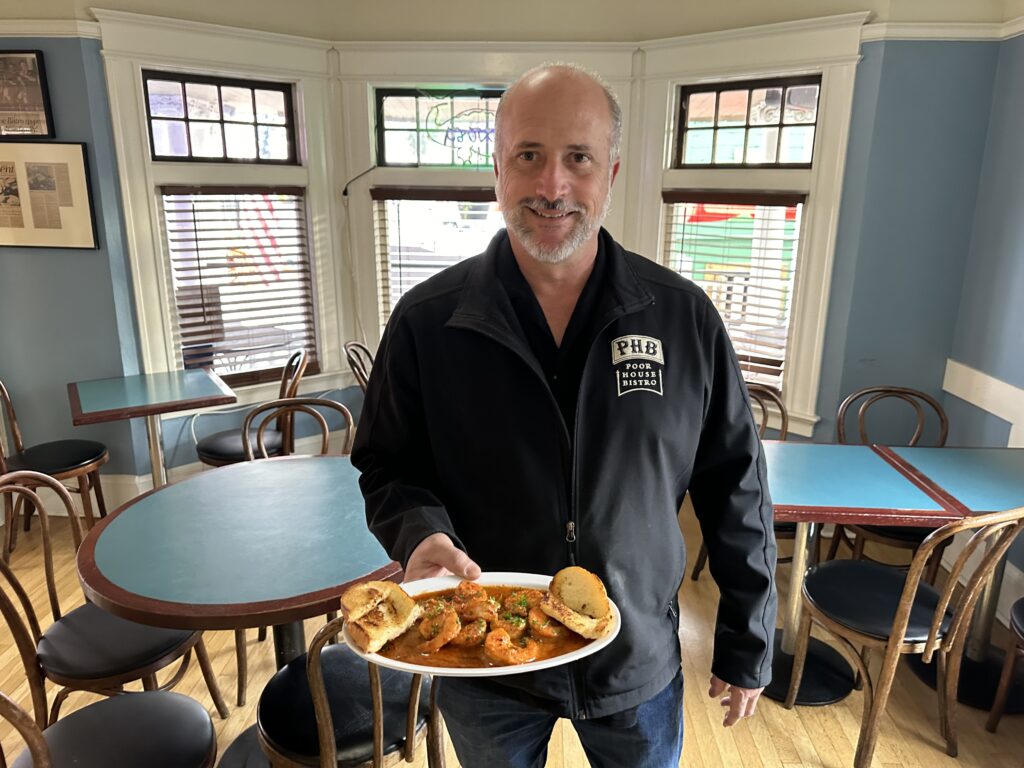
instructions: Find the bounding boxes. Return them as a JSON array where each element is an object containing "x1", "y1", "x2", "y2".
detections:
[
  {"x1": 0, "y1": 51, "x2": 55, "y2": 139},
  {"x1": 0, "y1": 142, "x2": 97, "y2": 249}
]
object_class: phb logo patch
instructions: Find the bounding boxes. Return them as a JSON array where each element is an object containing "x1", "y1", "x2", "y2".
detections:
[{"x1": 611, "y1": 335, "x2": 664, "y2": 397}]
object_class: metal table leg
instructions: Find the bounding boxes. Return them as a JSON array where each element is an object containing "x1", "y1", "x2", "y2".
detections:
[
  {"x1": 145, "y1": 414, "x2": 167, "y2": 489},
  {"x1": 764, "y1": 522, "x2": 855, "y2": 705}
]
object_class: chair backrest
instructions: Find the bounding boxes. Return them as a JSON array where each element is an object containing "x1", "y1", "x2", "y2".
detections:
[
  {"x1": 891, "y1": 506, "x2": 1024, "y2": 663},
  {"x1": 0, "y1": 471, "x2": 84, "y2": 622},
  {"x1": 275, "y1": 350, "x2": 310, "y2": 453},
  {"x1": 836, "y1": 386, "x2": 948, "y2": 446},
  {"x1": 0, "y1": 690, "x2": 52, "y2": 767},
  {"x1": 344, "y1": 342, "x2": 374, "y2": 393},
  {"x1": 241, "y1": 397, "x2": 355, "y2": 460},
  {"x1": 306, "y1": 616, "x2": 425, "y2": 768},
  {"x1": 747, "y1": 383, "x2": 789, "y2": 440},
  {"x1": 0, "y1": 378, "x2": 26, "y2": 471}
]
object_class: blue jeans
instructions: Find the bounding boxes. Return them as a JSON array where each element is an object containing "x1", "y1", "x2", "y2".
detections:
[{"x1": 436, "y1": 672, "x2": 684, "y2": 768}]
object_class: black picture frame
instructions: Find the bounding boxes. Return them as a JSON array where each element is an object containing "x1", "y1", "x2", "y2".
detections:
[{"x1": 0, "y1": 50, "x2": 56, "y2": 140}]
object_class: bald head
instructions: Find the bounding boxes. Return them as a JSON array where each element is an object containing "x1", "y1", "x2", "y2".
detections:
[{"x1": 494, "y1": 63, "x2": 622, "y2": 163}]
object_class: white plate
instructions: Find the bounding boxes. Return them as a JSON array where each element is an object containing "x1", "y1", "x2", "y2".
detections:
[{"x1": 342, "y1": 571, "x2": 620, "y2": 677}]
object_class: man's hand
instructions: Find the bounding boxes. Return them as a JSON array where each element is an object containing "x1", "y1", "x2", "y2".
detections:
[
  {"x1": 404, "y1": 533, "x2": 481, "y2": 582},
  {"x1": 708, "y1": 675, "x2": 764, "y2": 727}
]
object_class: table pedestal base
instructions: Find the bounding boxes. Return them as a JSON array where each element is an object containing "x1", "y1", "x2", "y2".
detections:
[
  {"x1": 906, "y1": 646, "x2": 1024, "y2": 713},
  {"x1": 764, "y1": 629, "x2": 855, "y2": 706},
  {"x1": 219, "y1": 725, "x2": 269, "y2": 767}
]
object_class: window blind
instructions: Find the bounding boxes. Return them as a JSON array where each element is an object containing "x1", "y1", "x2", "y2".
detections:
[
  {"x1": 161, "y1": 186, "x2": 319, "y2": 386},
  {"x1": 662, "y1": 191, "x2": 805, "y2": 391},
  {"x1": 371, "y1": 187, "x2": 501, "y2": 328}
]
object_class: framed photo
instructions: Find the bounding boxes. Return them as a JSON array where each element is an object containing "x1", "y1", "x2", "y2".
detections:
[
  {"x1": 0, "y1": 51, "x2": 55, "y2": 139},
  {"x1": 0, "y1": 142, "x2": 97, "y2": 249}
]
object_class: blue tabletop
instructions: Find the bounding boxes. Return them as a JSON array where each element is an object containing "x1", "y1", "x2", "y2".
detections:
[
  {"x1": 891, "y1": 447, "x2": 1024, "y2": 513},
  {"x1": 73, "y1": 369, "x2": 234, "y2": 418},
  {"x1": 81, "y1": 457, "x2": 394, "y2": 625},
  {"x1": 764, "y1": 442, "x2": 942, "y2": 511}
]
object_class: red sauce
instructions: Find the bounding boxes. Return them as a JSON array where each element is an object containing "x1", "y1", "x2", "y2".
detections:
[{"x1": 379, "y1": 585, "x2": 590, "y2": 668}]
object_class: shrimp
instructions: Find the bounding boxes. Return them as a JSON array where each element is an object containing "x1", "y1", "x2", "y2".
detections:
[
  {"x1": 528, "y1": 606, "x2": 568, "y2": 639},
  {"x1": 449, "y1": 618, "x2": 488, "y2": 647},
  {"x1": 417, "y1": 605, "x2": 461, "y2": 653},
  {"x1": 417, "y1": 599, "x2": 450, "y2": 639},
  {"x1": 453, "y1": 581, "x2": 498, "y2": 623},
  {"x1": 484, "y1": 629, "x2": 539, "y2": 665},
  {"x1": 502, "y1": 589, "x2": 545, "y2": 617},
  {"x1": 493, "y1": 612, "x2": 528, "y2": 640}
]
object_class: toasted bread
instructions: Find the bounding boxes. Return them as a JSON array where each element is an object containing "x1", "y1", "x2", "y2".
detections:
[
  {"x1": 549, "y1": 566, "x2": 610, "y2": 619},
  {"x1": 340, "y1": 581, "x2": 394, "y2": 622},
  {"x1": 540, "y1": 566, "x2": 614, "y2": 640},
  {"x1": 342, "y1": 581, "x2": 422, "y2": 653}
]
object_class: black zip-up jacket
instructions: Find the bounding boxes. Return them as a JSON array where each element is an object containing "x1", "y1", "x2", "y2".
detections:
[{"x1": 353, "y1": 229, "x2": 777, "y2": 719}]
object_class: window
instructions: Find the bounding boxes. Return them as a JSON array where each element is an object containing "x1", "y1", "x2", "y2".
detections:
[
  {"x1": 675, "y1": 76, "x2": 821, "y2": 168},
  {"x1": 371, "y1": 187, "x2": 503, "y2": 326},
  {"x1": 375, "y1": 89, "x2": 503, "y2": 167},
  {"x1": 143, "y1": 70, "x2": 297, "y2": 163},
  {"x1": 161, "y1": 187, "x2": 319, "y2": 386},
  {"x1": 663, "y1": 192, "x2": 804, "y2": 392}
]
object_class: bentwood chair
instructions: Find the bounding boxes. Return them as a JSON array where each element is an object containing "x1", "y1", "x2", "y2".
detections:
[
  {"x1": 1, "y1": 378, "x2": 109, "y2": 562},
  {"x1": 785, "y1": 505, "x2": 1024, "y2": 766},
  {"x1": 257, "y1": 615, "x2": 443, "y2": 767},
  {"x1": 827, "y1": 386, "x2": 951, "y2": 582},
  {"x1": 0, "y1": 471, "x2": 229, "y2": 725},
  {"x1": 986, "y1": 595, "x2": 1024, "y2": 733},
  {"x1": 691, "y1": 383, "x2": 801, "y2": 579},
  {"x1": 231, "y1": 397, "x2": 355, "y2": 707},
  {"x1": 0, "y1": 688, "x2": 216, "y2": 767},
  {"x1": 343, "y1": 341, "x2": 374, "y2": 393},
  {"x1": 193, "y1": 349, "x2": 308, "y2": 468}
]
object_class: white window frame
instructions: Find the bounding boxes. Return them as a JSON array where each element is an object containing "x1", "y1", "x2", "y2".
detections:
[
  {"x1": 95, "y1": 10, "x2": 350, "y2": 408},
  {"x1": 626, "y1": 13, "x2": 867, "y2": 435}
]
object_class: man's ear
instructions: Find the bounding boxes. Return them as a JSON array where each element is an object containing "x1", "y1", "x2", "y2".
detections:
[{"x1": 610, "y1": 159, "x2": 621, "y2": 186}]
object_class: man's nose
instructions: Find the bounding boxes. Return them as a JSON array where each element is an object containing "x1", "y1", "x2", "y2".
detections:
[{"x1": 535, "y1": 158, "x2": 570, "y2": 200}]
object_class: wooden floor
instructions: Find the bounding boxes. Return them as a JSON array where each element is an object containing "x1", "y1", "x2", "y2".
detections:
[{"x1": 2, "y1": 512, "x2": 1024, "y2": 767}]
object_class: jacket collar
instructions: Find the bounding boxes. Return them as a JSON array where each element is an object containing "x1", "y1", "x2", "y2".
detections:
[{"x1": 446, "y1": 228, "x2": 654, "y2": 340}]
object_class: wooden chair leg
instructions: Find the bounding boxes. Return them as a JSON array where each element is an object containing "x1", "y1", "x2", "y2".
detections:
[
  {"x1": 690, "y1": 542, "x2": 709, "y2": 581},
  {"x1": 826, "y1": 525, "x2": 847, "y2": 561},
  {"x1": 91, "y1": 470, "x2": 108, "y2": 518},
  {"x1": 427, "y1": 679, "x2": 445, "y2": 768},
  {"x1": 257, "y1": 626, "x2": 267, "y2": 642},
  {"x1": 78, "y1": 472, "x2": 96, "y2": 529},
  {"x1": 142, "y1": 674, "x2": 158, "y2": 691},
  {"x1": 48, "y1": 688, "x2": 73, "y2": 726},
  {"x1": 21, "y1": 497, "x2": 33, "y2": 533},
  {"x1": 851, "y1": 533, "x2": 866, "y2": 562},
  {"x1": 853, "y1": 646, "x2": 901, "y2": 768},
  {"x1": 235, "y1": 629, "x2": 248, "y2": 707},
  {"x1": 986, "y1": 640, "x2": 1020, "y2": 732},
  {"x1": 2, "y1": 494, "x2": 13, "y2": 563},
  {"x1": 195, "y1": 634, "x2": 230, "y2": 719},
  {"x1": 784, "y1": 608, "x2": 813, "y2": 709},
  {"x1": 941, "y1": 646, "x2": 968, "y2": 756}
]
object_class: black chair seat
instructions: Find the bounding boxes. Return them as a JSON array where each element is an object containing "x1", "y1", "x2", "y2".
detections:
[
  {"x1": 804, "y1": 560, "x2": 952, "y2": 642},
  {"x1": 854, "y1": 524, "x2": 934, "y2": 543},
  {"x1": 37, "y1": 602, "x2": 194, "y2": 680},
  {"x1": 196, "y1": 428, "x2": 283, "y2": 464},
  {"x1": 258, "y1": 644, "x2": 429, "y2": 765},
  {"x1": 11, "y1": 691, "x2": 215, "y2": 768},
  {"x1": 5, "y1": 440, "x2": 107, "y2": 475},
  {"x1": 1011, "y1": 597, "x2": 1024, "y2": 638}
]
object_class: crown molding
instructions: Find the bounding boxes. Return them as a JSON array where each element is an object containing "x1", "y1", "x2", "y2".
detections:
[
  {"x1": 90, "y1": 8, "x2": 331, "y2": 51},
  {"x1": 861, "y1": 18, "x2": 1024, "y2": 42},
  {"x1": 642, "y1": 12, "x2": 872, "y2": 50},
  {"x1": 0, "y1": 20, "x2": 101, "y2": 39}
]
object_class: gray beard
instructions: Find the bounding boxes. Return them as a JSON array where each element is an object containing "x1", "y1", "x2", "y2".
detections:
[{"x1": 501, "y1": 191, "x2": 612, "y2": 264}]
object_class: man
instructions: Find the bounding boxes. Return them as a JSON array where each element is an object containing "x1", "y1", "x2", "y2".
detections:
[{"x1": 353, "y1": 63, "x2": 776, "y2": 768}]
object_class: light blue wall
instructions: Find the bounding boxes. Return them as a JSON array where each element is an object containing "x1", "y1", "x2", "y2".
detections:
[
  {"x1": 947, "y1": 33, "x2": 1024, "y2": 401},
  {"x1": 0, "y1": 38, "x2": 148, "y2": 475},
  {"x1": 814, "y1": 40, "x2": 999, "y2": 445}
]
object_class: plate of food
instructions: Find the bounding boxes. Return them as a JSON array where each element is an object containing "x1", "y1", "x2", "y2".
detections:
[{"x1": 340, "y1": 567, "x2": 620, "y2": 676}]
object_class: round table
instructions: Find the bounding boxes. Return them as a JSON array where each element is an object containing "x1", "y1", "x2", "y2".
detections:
[{"x1": 77, "y1": 455, "x2": 400, "y2": 767}]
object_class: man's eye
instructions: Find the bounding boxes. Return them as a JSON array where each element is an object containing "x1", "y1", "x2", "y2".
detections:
[
  {"x1": 519, "y1": 151, "x2": 537, "y2": 161},
  {"x1": 572, "y1": 153, "x2": 591, "y2": 163}
]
